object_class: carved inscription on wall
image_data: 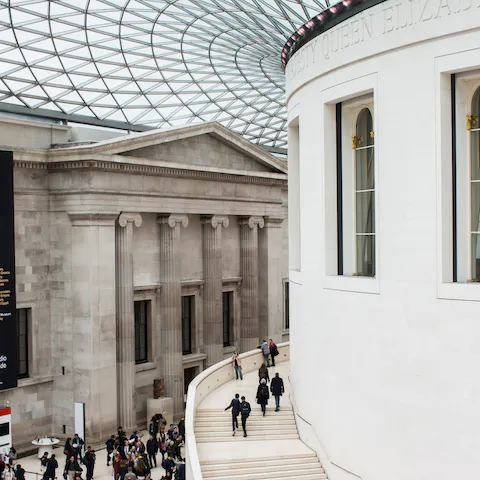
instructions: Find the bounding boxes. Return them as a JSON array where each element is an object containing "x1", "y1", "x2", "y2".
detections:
[{"x1": 286, "y1": 0, "x2": 479, "y2": 81}]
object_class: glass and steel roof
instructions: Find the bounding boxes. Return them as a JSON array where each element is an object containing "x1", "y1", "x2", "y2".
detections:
[{"x1": 0, "y1": 0, "x2": 332, "y2": 151}]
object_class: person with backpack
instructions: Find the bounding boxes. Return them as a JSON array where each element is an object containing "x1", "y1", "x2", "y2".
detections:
[
  {"x1": 256, "y1": 378, "x2": 270, "y2": 416},
  {"x1": 43, "y1": 455, "x2": 58, "y2": 480},
  {"x1": 161, "y1": 455, "x2": 175, "y2": 476},
  {"x1": 106, "y1": 435, "x2": 115, "y2": 467},
  {"x1": 270, "y1": 372, "x2": 285, "y2": 412},
  {"x1": 14, "y1": 464, "x2": 25, "y2": 480},
  {"x1": 40, "y1": 452, "x2": 49, "y2": 473},
  {"x1": 269, "y1": 339, "x2": 279, "y2": 367},
  {"x1": 240, "y1": 396, "x2": 251, "y2": 437},
  {"x1": 224, "y1": 393, "x2": 241, "y2": 436},
  {"x1": 258, "y1": 363, "x2": 270, "y2": 384}
]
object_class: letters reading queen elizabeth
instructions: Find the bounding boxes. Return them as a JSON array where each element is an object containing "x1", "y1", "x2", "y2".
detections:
[{"x1": 287, "y1": 0, "x2": 477, "y2": 80}]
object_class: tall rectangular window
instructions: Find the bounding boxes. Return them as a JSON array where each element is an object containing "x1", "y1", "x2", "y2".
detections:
[
  {"x1": 354, "y1": 108, "x2": 375, "y2": 277},
  {"x1": 134, "y1": 300, "x2": 149, "y2": 364},
  {"x1": 284, "y1": 281, "x2": 290, "y2": 330},
  {"x1": 17, "y1": 308, "x2": 29, "y2": 378},
  {"x1": 470, "y1": 87, "x2": 480, "y2": 281},
  {"x1": 182, "y1": 295, "x2": 194, "y2": 355},
  {"x1": 222, "y1": 292, "x2": 234, "y2": 347}
]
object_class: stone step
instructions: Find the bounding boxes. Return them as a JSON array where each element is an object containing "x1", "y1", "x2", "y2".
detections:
[
  {"x1": 202, "y1": 456, "x2": 320, "y2": 472},
  {"x1": 195, "y1": 419, "x2": 297, "y2": 426},
  {"x1": 200, "y1": 452, "x2": 316, "y2": 466},
  {"x1": 203, "y1": 462, "x2": 324, "y2": 478},
  {"x1": 196, "y1": 433, "x2": 299, "y2": 442},
  {"x1": 195, "y1": 428, "x2": 297, "y2": 437},
  {"x1": 196, "y1": 411, "x2": 293, "y2": 418},
  {"x1": 195, "y1": 423, "x2": 296, "y2": 432},
  {"x1": 196, "y1": 406, "x2": 293, "y2": 413},
  {"x1": 202, "y1": 468, "x2": 327, "y2": 480}
]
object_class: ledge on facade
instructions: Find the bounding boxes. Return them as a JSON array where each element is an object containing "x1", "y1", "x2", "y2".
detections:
[
  {"x1": 222, "y1": 277, "x2": 242, "y2": 287},
  {"x1": 135, "y1": 361, "x2": 157, "y2": 373},
  {"x1": 223, "y1": 345, "x2": 237, "y2": 355},
  {"x1": 134, "y1": 284, "x2": 162, "y2": 295},
  {"x1": 17, "y1": 374, "x2": 54, "y2": 389},
  {"x1": 182, "y1": 353, "x2": 207, "y2": 367},
  {"x1": 181, "y1": 279, "x2": 205, "y2": 288}
]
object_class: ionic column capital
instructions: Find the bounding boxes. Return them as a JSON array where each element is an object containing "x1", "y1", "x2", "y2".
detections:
[
  {"x1": 238, "y1": 216, "x2": 265, "y2": 229},
  {"x1": 201, "y1": 215, "x2": 229, "y2": 228},
  {"x1": 118, "y1": 212, "x2": 142, "y2": 228},
  {"x1": 157, "y1": 214, "x2": 189, "y2": 228}
]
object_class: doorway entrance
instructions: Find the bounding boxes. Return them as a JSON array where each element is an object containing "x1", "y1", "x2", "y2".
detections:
[{"x1": 184, "y1": 366, "x2": 198, "y2": 397}]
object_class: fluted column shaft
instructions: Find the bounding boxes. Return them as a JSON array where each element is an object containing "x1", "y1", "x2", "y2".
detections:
[
  {"x1": 202, "y1": 215, "x2": 229, "y2": 367},
  {"x1": 116, "y1": 212, "x2": 142, "y2": 431},
  {"x1": 239, "y1": 216, "x2": 264, "y2": 352},
  {"x1": 158, "y1": 214, "x2": 189, "y2": 419}
]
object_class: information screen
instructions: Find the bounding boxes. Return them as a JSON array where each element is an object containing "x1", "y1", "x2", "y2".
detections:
[{"x1": 0, "y1": 151, "x2": 17, "y2": 391}]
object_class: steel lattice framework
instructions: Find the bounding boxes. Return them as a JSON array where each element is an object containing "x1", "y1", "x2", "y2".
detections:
[{"x1": 0, "y1": 0, "x2": 331, "y2": 150}]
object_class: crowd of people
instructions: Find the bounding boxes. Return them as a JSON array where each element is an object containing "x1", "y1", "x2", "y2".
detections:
[
  {"x1": 0, "y1": 415, "x2": 185, "y2": 480},
  {"x1": 225, "y1": 339, "x2": 284, "y2": 436}
]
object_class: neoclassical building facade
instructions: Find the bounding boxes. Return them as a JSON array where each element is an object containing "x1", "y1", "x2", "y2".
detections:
[{"x1": 0, "y1": 117, "x2": 288, "y2": 448}]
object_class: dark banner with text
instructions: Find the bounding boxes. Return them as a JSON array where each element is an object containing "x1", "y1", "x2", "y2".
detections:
[{"x1": 0, "y1": 150, "x2": 17, "y2": 390}]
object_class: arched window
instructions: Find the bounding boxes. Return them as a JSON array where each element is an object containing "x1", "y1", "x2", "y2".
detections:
[
  {"x1": 470, "y1": 87, "x2": 480, "y2": 280},
  {"x1": 354, "y1": 108, "x2": 375, "y2": 276}
]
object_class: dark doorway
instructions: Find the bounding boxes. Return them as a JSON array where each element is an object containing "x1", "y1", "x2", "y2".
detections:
[{"x1": 184, "y1": 366, "x2": 198, "y2": 397}]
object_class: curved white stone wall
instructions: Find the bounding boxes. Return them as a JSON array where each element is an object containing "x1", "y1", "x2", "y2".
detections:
[
  {"x1": 185, "y1": 342, "x2": 290, "y2": 480},
  {"x1": 286, "y1": 1, "x2": 480, "y2": 479}
]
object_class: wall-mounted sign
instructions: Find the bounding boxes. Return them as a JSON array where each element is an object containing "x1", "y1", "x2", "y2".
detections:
[{"x1": 0, "y1": 151, "x2": 17, "y2": 391}]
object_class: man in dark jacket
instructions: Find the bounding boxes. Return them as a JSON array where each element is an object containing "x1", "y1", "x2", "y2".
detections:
[
  {"x1": 240, "y1": 396, "x2": 251, "y2": 438},
  {"x1": 177, "y1": 418, "x2": 185, "y2": 439},
  {"x1": 44, "y1": 455, "x2": 58, "y2": 480},
  {"x1": 105, "y1": 435, "x2": 115, "y2": 466},
  {"x1": 270, "y1": 372, "x2": 285, "y2": 412},
  {"x1": 225, "y1": 393, "x2": 241, "y2": 436},
  {"x1": 146, "y1": 435, "x2": 158, "y2": 468},
  {"x1": 83, "y1": 447, "x2": 96, "y2": 480},
  {"x1": 15, "y1": 464, "x2": 26, "y2": 480}
]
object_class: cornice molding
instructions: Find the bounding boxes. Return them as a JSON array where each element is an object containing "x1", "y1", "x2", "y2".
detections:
[{"x1": 15, "y1": 159, "x2": 287, "y2": 187}]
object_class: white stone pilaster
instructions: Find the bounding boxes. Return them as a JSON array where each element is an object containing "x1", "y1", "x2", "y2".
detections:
[
  {"x1": 201, "y1": 215, "x2": 229, "y2": 367},
  {"x1": 238, "y1": 216, "x2": 264, "y2": 352},
  {"x1": 115, "y1": 212, "x2": 142, "y2": 431},
  {"x1": 158, "y1": 214, "x2": 188, "y2": 419}
]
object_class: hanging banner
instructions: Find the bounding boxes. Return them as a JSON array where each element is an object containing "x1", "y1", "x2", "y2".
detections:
[{"x1": 0, "y1": 151, "x2": 17, "y2": 391}]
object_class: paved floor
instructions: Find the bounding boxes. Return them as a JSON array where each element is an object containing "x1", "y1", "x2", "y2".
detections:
[
  {"x1": 196, "y1": 361, "x2": 313, "y2": 463},
  {"x1": 18, "y1": 431, "x2": 169, "y2": 480}
]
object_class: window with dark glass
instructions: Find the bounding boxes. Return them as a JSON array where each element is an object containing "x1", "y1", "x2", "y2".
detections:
[
  {"x1": 182, "y1": 295, "x2": 194, "y2": 355},
  {"x1": 222, "y1": 291, "x2": 234, "y2": 347},
  {"x1": 17, "y1": 308, "x2": 30, "y2": 378},
  {"x1": 284, "y1": 281, "x2": 290, "y2": 330},
  {"x1": 134, "y1": 300, "x2": 149, "y2": 364},
  {"x1": 470, "y1": 87, "x2": 480, "y2": 281},
  {"x1": 354, "y1": 107, "x2": 375, "y2": 277}
]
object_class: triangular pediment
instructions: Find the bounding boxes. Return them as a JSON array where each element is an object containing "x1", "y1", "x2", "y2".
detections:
[{"x1": 49, "y1": 122, "x2": 287, "y2": 175}]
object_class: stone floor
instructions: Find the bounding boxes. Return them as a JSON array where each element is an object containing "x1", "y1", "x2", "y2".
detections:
[{"x1": 18, "y1": 431, "x2": 170, "y2": 480}]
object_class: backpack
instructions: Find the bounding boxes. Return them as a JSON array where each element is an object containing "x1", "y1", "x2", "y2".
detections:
[{"x1": 241, "y1": 402, "x2": 250, "y2": 417}]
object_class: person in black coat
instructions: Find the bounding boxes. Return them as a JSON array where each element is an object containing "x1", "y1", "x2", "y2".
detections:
[
  {"x1": 15, "y1": 464, "x2": 25, "y2": 480},
  {"x1": 256, "y1": 378, "x2": 270, "y2": 416},
  {"x1": 105, "y1": 435, "x2": 115, "y2": 466},
  {"x1": 270, "y1": 372, "x2": 285, "y2": 412},
  {"x1": 64, "y1": 456, "x2": 82, "y2": 480},
  {"x1": 44, "y1": 455, "x2": 58, "y2": 480},
  {"x1": 146, "y1": 435, "x2": 158, "y2": 469},
  {"x1": 224, "y1": 393, "x2": 241, "y2": 435}
]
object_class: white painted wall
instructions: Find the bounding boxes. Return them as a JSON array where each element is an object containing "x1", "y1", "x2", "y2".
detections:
[{"x1": 287, "y1": 1, "x2": 480, "y2": 479}]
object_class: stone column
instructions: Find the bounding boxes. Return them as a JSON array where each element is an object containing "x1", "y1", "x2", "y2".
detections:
[
  {"x1": 201, "y1": 215, "x2": 229, "y2": 367},
  {"x1": 69, "y1": 212, "x2": 118, "y2": 443},
  {"x1": 115, "y1": 212, "x2": 142, "y2": 431},
  {"x1": 239, "y1": 216, "x2": 264, "y2": 352},
  {"x1": 259, "y1": 217, "x2": 284, "y2": 344},
  {"x1": 158, "y1": 214, "x2": 189, "y2": 419}
]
